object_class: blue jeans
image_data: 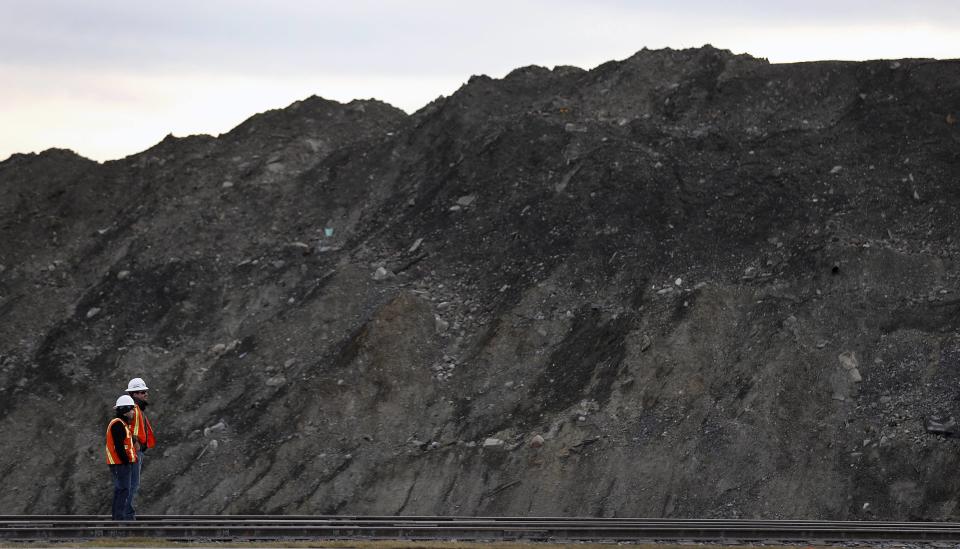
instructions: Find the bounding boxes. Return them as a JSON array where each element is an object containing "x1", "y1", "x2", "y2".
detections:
[
  {"x1": 127, "y1": 450, "x2": 143, "y2": 520},
  {"x1": 109, "y1": 463, "x2": 134, "y2": 520}
]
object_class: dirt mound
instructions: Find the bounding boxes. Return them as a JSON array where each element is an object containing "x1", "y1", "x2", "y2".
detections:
[{"x1": 2, "y1": 46, "x2": 960, "y2": 519}]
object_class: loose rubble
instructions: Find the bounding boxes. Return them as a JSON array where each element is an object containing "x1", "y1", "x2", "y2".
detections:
[{"x1": 0, "y1": 46, "x2": 958, "y2": 521}]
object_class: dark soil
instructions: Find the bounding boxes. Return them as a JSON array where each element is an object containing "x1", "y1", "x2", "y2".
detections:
[{"x1": 1, "y1": 46, "x2": 960, "y2": 519}]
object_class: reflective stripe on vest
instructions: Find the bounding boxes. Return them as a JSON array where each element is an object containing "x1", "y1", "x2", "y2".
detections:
[
  {"x1": 105, "y1": 418, "x2": 137, "y2": 465},
  {"x1": 132, "y1": 405, "x2": 156, "y2": 449}
]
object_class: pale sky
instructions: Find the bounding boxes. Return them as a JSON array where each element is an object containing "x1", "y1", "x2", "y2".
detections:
[{"x1": 2, "y1": 0, "x2": 957, "y2": 162}]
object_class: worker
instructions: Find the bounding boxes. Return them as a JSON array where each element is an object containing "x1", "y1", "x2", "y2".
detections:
[
  {"x1": 105, "y1": 395, "x2": 138, "y2": 521},
  {"x1": 126, "y1": 377, "x2": 155, "y2": 520}
]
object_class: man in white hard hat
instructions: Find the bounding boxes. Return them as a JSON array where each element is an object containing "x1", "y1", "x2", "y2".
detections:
[
  {"x1": 106, "y1": 395, "x2": 138, "y2": 520},
  {"x1": 125, "y1": 377, "x2": 155, "y2": 520}
]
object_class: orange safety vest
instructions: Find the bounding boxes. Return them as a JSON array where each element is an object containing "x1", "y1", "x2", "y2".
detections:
[
  {"x1": 105, "y1": 418, "x2": 137, "y2": 465},
  {"x1": 132, "y1": 404, "x2": 156, "y2": 449}
]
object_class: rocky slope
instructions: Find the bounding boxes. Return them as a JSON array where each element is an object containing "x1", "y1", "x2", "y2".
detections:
[{"x1": 2, "y1": 46, "x2": 960, "y2": 519}]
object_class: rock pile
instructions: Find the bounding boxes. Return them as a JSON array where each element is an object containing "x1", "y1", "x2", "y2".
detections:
[{"x1": 0, "y1": 46, "x2": 959, "y2": 519}]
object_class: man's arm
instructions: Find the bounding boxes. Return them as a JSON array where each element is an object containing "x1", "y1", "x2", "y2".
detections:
[{"x1": 132, "y1": 407, "x2": 146, "y2": 446}]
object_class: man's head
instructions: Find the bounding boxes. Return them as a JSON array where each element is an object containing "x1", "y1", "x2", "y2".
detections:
[
  {"x1": 126, "y1": 377, "x2": 149, "y2": 402},
  {"x1": 115, "y1": 394, "x2": 136, "y2": 419}
]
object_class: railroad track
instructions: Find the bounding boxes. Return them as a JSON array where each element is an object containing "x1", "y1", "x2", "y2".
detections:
[{"x1": 3, "y1": 515, "x2": 960, "y2": 543}]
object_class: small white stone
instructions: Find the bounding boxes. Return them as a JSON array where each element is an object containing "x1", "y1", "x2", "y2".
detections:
[
  {"x1": 409, "y1": 238, "x2": 424, "y2": 253},
  {"x1": 203, "y1": 421, "x2": 227, "y2": 437},
  {"x1": 838, "y1": 352, "x2": 858, "y2": 370}
]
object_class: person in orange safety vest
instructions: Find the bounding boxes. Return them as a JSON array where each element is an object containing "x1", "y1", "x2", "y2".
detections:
[
  {"x1": 106, "y1": 395, "x2": 138, "y2": 520},
  {"x1": 125, "y1": 377, "x2": 155, "y2": 520}
]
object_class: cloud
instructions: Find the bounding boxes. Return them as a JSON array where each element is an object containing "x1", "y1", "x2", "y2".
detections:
[
  {"x1": 0, "y1": 64, "x2": 463, "y2": 161},
  {"x1": 4, "y1": 1, "x2": 957, "y2": 76},
  {"x1": 1, "y1": 1, "x2": 957, "y2": 160}
]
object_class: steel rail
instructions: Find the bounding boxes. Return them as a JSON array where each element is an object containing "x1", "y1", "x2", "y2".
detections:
[
  {"x1": 5, "y1": 516, "x2": 960, "y2": 543},
  {"x1": 6, "y1": 514, "x2": 960, "y2": 527}
]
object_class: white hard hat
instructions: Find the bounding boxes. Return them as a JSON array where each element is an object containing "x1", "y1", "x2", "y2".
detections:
[
  {"x1": 126, "y1": 378, "x2": 148, "y2": 392},
  {"x1": 115, "y1": 395, "x2": 135, "y2": 408}
]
